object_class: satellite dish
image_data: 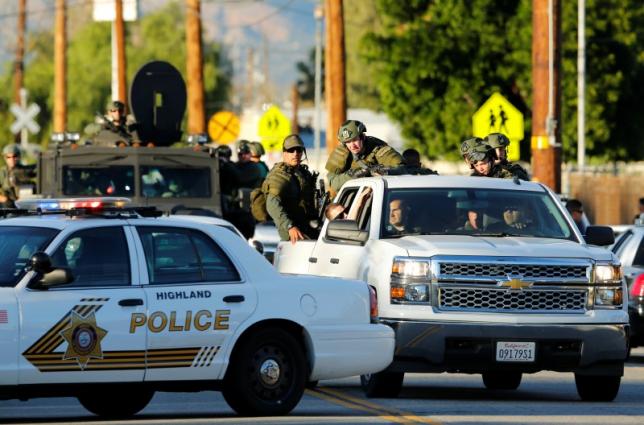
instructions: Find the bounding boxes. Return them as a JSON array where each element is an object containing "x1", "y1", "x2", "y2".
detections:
[{"x1": 130, "y1": 61, "x2": 186, "y2": 146}]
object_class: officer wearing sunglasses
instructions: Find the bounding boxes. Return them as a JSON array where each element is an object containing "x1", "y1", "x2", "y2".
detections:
[{"x1": 263, "y1": 134, "x2": 319, "y2": 244}]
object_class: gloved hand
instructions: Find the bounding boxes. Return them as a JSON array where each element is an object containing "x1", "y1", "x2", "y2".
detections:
[{"x1": 369, "y1": 165, "x2": 388, "y2": 176}]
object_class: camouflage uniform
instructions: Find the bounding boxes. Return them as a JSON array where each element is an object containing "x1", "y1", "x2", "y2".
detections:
[
  {"x1": 265, "y1": 163, "x2": 318, "y2": 241},
  {"x1": 84, "y1": 100, "x2": 139, "y2": 146},
  {"x1": 0, "y1": 144, "x2": 34, "y2": 208},
  {"x1": 326, "y1": 120, "x2": 403, "y2": 192},
  {"x1": 484, "y1": 133, "x2": 530, "y2": 180},
  {"x1": 468, "y1": 143, "x2": 528, "y2": 180}
]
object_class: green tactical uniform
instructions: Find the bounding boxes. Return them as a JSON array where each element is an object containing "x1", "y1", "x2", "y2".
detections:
[
  {"x1": 483, "y1": 132, "x2": 530, "y2": 180},
  {"x1": 0, "y1": 167, "x2": 18, "y2": 207},
  {"x1": 265, "y1": 162, "x2": 318, "y2": 241},
  {"x1": 326, "y1": 136, "x2": 404, "y2": 191},
  {"x1": 471, "y1": 164, "x2": 516, "y2": 179},
  {"x1": 505, "y1": 162, "x2": 530, "y2": 180}
]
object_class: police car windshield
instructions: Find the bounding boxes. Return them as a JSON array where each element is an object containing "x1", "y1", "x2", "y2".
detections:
[
  {"x1": 63, "y1": 166, "x2": 134, "y2": 196},
  {"x1": 0, "y1": 227, "x2": 59, "y2": 287},
  {"x1": 141, "y1": 166, "x2": 211, "y2": 198},
  {"x1": 381, "y1": 188, "x2": 576, "y2": 241}
]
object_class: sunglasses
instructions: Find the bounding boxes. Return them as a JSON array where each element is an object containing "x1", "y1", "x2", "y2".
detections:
[
  {"x1": 4, "y1": 155, "x2": 18, "y2": 159},
  {"x1": 285, "y1": 147, "x2": 304, "y2": 154}
]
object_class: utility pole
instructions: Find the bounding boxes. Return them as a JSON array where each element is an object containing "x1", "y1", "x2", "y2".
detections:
[
  {"x1": 186, "y1": 0, "x2": 206, "y2": 136},
  {"x1": 262, "y1": 35, "x2": 270, "y2": 103},
  {"x1": 54, "y1": 0, "x2": 67, "y2": 134},
  {"x1": 324, "y1": 0, "x2": 346, "y2": 154},
  {"x1": 14, "y1": 0, "x2": 26, "y2": 143},
  {"x1": 291, "y1": 83, "x2": 299, "y2": 134},
  {"x1": 577, "y1": 0, "x2": 586, "y2": 172},
  {"x1": 314, "y1": 2, "x2": 324, "y2": 168},
  {"x1": 531, "y1": 0, "x2": 562, "y2": 192},
  {"x1": 245, "y1": 47, "x2": 255, "y2": 108},
  {"x1": 114, "y1": 0, "x2": 127, "y2": 108}
]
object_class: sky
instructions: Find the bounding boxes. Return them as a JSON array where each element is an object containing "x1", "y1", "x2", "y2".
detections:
[{"x1": 0, "y1": 0, "x2": 319, "y2": 100}]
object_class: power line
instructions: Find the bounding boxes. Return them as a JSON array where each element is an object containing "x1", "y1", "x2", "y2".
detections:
[{"x1": 226, "y1": 0, "x2": 296, "y2": 28}]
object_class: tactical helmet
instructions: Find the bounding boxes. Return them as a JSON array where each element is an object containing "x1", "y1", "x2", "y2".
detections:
[
  {"x1": 283, "y1": 134, "x2": 305, "y2": 151},
  {"x1": 2, "y1": 143, "x2": 21, "y2": 157},
  {"x1": 107, "y1": 100, "x2": 126, "y2": 112},
  {"x1": 485, "y1": 133, "x2": 510, "y2": 149},
  {"x1": 237, "y1": 139, "x2": 251, "y2": 154},
  {"x1": 460, "y1": 137, "x2": 484, "y2": 158},
  {"x1": 249, "y1": 141, "x2": 265, "y2": 157},
  {"x1": 215, "y1": 144, "x2": 232, "y2": 158},
  {"x1": 467, "y1": 143, "x2": 494, "y2": 163},
  {"x1": 337, "y1": 120, "x2": 367, "y2": 143}
]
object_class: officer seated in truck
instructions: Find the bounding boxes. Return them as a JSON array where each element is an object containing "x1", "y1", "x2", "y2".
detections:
[{"x1": 486, "y1": 202, "x2": 535, "y2": 234}]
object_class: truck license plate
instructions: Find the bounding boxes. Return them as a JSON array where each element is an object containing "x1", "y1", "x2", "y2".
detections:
[{"x1": 495, "y1": 341, "x2": 535, "y2": 362}]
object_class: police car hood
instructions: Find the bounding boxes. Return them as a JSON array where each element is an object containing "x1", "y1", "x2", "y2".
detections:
[{"x1": 384, "y1": 235, "x2": 614, "y2": 261}]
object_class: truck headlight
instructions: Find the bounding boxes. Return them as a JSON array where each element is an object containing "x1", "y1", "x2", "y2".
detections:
[
  {"x1": 392, "y1": 258, "x2": 430, "y2": 277},
  {"x1": 391, "y1": 283, "x2": 429, "y2": 303},
  {"x1": 593, "y1": 263, "x2": 622, "y2": 284},
  {"x1": 594, "y1": 287, "x2": 623, "y2": 308}
]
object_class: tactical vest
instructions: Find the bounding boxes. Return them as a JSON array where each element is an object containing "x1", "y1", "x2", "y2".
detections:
[
  {"x1": 264, "y1": 162, "x2": 316, "y2": 222},
  {"x1": 325, "y1": 136, "x2": 395, "y2": 174}
]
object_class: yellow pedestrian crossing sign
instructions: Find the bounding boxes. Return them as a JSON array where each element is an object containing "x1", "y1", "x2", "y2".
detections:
[
  {"x1": 472, "y1": 93, "x2": 523, "y2": 161},
  {"x1": 258, "y1": 105, "x2": 291, "y2": 152}
]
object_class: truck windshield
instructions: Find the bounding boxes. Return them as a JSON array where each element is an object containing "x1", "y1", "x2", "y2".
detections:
[
  {"x1": 63, "y1": 166, "x2": 135, "y2": 196},
  {"x1": 0, "y1": 227, "x2": 59, "y2": 287},
  {"x1": 140, "y1": 166, "x2": 211, "y2": 198},
  {"x1": 381, "y1": 188, "x2": 575, "y2": 240}
]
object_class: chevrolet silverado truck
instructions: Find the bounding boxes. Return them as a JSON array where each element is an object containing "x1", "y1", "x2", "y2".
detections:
[{"x1": 275, "y1": 175, "x2": 628, "y2": 401}]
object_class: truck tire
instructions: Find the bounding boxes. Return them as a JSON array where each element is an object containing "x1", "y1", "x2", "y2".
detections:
[
  {"x1": 78, "y1": 389, "x2": 154, "y2": 418},
  {"x1": 360, "y1": 372, "x2": 404, "y2": 398},
  {"x1": 575, "y1": 374, "x2": 621, "y2": 401},
  {"x1": 222, "y1": 328, "x2": 306, "y2": 416},
  {"x1": 482, "y1": 372, "x2": 522, "y2": 390}
]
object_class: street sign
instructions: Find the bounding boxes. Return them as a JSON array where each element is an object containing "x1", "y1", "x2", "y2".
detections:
[
  {"x1": 208, "y1": 111, "x2": 240, "y2": 144},
  {"x1": 258, "y1": 105, "x2": 291, "y2": 152},
  {"x1": 10, "y1": 89, "x2": 40, "y2": 136},
  {"x1": 472, "y1": 93, "x2": 524, "y2": 161}
]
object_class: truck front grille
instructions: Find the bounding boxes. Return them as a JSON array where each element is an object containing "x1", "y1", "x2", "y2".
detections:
[
  {"x1": 438, "y1": 287, "x2": 587, "y2": 312},
  {"x1": 439, "y1": 263, "x2": 588, "y2": 280}
]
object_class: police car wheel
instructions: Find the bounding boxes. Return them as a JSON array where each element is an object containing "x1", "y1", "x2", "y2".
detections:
[
  {"x1": 222, "y1": 327, "x2": 306, "y2": 416},
  {"x1": 360, "y1": 372, "x2": 404, "y2": 398},
  {"x1": 78, "y1": 388, "x2": 154, "y2": 418},
  {"x1": 482, "y1": 372, "x2": 522, "y2": 390}
]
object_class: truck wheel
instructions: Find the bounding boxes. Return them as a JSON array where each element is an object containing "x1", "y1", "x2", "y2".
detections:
[
  {"x1": 575, "y1": 374, "x2": 621, "y2": 401},
  {"x1": 222, "y1": 328, "x2": 306, "y2": 416},
  {"x1": 360, "y1": 372, "x2": 404, "y2": 398},
  {"x1": 482, "y1": 372, "x2": 522, "y2": 390},
  {"x1": 78, "y1": 389, "x2": 153, "y2": 418}
]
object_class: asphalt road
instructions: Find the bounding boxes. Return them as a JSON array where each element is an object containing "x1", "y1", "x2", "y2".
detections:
[{"x1": 2, "y1": 348, "x2": 644, "y2": 425}]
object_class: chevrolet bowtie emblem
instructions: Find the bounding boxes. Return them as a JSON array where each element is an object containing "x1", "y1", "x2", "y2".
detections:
[{"x1": 498, "y1": 277, "x2": 533, "y2": 290}]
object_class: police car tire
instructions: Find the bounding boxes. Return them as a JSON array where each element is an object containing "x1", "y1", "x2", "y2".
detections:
[
  {"x1": 222, "y1": 327, "x2": 306, "y2": 416},
  {"x1": 360, "y1": 371, "x2": 404, "y2": 398},
  {"x1": 482, "y1": 372, "x2": 522, "y2": 390},
  {"x1": 78, "y1": 388, "x2": 154, "y2": 418}
]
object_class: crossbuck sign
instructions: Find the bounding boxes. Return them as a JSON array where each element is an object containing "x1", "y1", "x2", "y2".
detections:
[{"x1": 10, "y1": 88, "x2": 41, "y2": 135}]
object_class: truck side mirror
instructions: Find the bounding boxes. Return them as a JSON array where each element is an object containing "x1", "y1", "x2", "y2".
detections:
[
  {"x1": 584, "y1": 226, "x2": 615, "y2": 246},
  {"x1": 326, "y1": 219, "x2": 369, "y2": 244}
]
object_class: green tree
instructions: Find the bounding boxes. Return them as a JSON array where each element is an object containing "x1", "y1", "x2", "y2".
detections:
[
  {"x1": 296, "y1": 47, "x2": 324, "y2": 103},
  {"x1": 362, "y1": 0, "x2": 644, "y2": 161}
]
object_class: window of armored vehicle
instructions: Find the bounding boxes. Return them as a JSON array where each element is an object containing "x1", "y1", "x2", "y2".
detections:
[
  {"x1": 62, "y1": 166, "x2": 134, "y2": 196},
  {"x1": 140, "y1": 166, "x2": 211, "y2": 198},
  {"x1": 136, "y1": 227, "x2": 240, "y2": 285},
  {"x1": 51, "y1": 227, "x2": 131, "y2": 287},
  {"x1": 0, "y1": 226, "x2": 58, "y2": 288}
]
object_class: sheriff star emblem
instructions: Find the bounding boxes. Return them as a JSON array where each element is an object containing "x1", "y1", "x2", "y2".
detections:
[
  {"x1": 60, "y1": 310, "x2": 107, "y2": 369},
  {"x1": 498, "y1": 276, "x2": 533, "y2": 290}
]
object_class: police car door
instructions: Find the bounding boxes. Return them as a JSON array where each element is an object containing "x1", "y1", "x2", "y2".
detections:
[
  {"x1": 309, "y1": 184, "x2": 376, "y2": 279},
  {"x1": 18, "y1": 225, "x2": 146, "y2": 384},
  {"x1": 133, "y1": 225, "x2": 255, "y2": 381}
]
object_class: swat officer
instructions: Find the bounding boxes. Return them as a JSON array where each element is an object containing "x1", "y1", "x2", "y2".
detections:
[
  {"x1": 484, "y1": 133, "x2": 529, "y2": 180},
  {"x1": 468, "y1": 143, "x2": 526, "y2": 180},
  {"x1": 84, "y1": 100, "x2": 139, "y2": 146},
  {"x1": 249, "y1": 141, "x2": 269, "y2": 180},
  {"x1": 325, "y1": 120, "x2": 404, "y2": 192},
  {"x1": 460, "y1": 137, "x2": 485, "y2": 170},
  {"x1": 235, "y1": 140, "x2": 264, "y2": 189},
  {"x1": 265, "y1": 134, "x2": 318, "y2": 244},
  {"x1": 216, "y1": 145, "x2": 240, "y2": 212},
  {"x1": 0, "y1": 144, "x2": 33, "y2": 208}
]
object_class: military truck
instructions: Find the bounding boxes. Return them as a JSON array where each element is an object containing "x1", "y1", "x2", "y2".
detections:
[{"x1": 37, "y1": 61, "x2": 222, "y2": 217}]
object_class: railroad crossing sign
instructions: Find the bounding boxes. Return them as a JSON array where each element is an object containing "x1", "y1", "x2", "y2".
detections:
[
  {"x1": 258, "y1": 105, "x2": 291, "y2": 152},
  {"x1": 472, "y1": 93, "x2": 523, "y2": 161},
  {"x1": 208, "y1": 111, "x2": 240, "y2": 144},
  {"x1": 10, "y1": 89, "x2": 41, "y2": 136}
]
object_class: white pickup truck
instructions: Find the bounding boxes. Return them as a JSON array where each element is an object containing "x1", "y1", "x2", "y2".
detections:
[{"x1": 275, "y1": 175, "x2": 629, "y2": 401}]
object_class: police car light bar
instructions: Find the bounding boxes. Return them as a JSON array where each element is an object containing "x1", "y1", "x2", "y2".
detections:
[{"x1": 15, "y1": 197, "x2": 131, "y2": 212}]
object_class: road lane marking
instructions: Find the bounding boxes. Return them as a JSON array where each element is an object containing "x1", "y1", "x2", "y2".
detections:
[{"x1": 308, "y1": 387, "x2": 442, "y2": 424}]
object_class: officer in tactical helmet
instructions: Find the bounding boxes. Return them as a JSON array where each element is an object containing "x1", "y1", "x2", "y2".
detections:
[
  {"x1": 1, "y1": 144, "x2": 33, "y2": 208},
  {"x1": 460, "y1": 137, "x2": 485, "y2": 169},
  {"x1": 468, "y1": 143, "x2": 526, "y2": 180},
  {"x1": 264, "y1": 134, "x2": 318, "y2": 243},
  {"x1": 484, "y1": 133, "x2": 529, "y2": 180},
  {"x1": 325, "y1": 120, "x2": 403, "y2": 192},
  {"x1": 84, "y1": 100, "x2": 139, "y2": 146},
  {"x1": 249, "y1": 141, "x2": 269, "y2": 180},
  {"x1": 235, "y1": 140, "x2": 263, "y2": 189},
  {"x1": 216, "y1": 145, "x2": 240, "y2": 210}
]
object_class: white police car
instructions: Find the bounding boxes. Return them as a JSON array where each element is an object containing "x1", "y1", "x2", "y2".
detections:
[{"x1": 0, "y1": 198, "x2": 394, "y2": 417}]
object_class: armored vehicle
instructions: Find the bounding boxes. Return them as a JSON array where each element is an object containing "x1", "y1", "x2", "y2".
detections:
[{"x1": 37, "y1": 61, "x2": 221, "y2": 216}]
